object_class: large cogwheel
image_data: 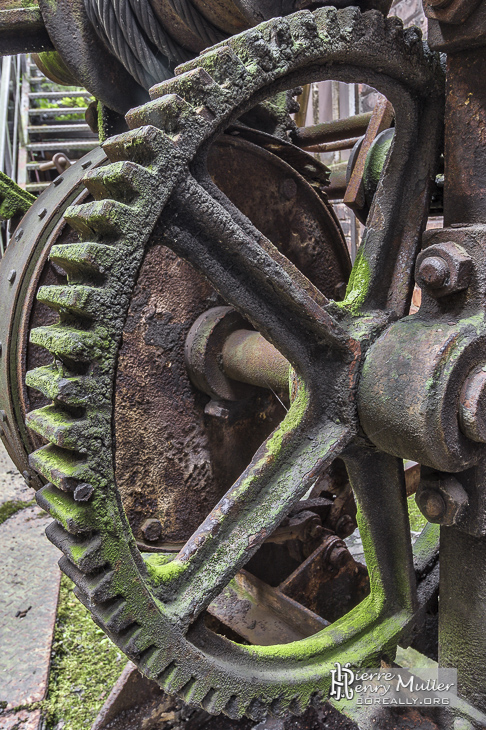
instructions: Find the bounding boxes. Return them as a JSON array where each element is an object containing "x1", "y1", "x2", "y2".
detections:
[{"x1": 25, "y1": 7, "x2": 444, "y2": 720}]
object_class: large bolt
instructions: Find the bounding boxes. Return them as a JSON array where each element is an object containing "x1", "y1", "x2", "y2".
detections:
[
  {"x1": 141, "y1": 518, "x2": 163, "y2": 542},
  {"x1": 416, "y1": 489, "x2": 447, "y2": 522},
  {"x1": 459, "y1": 366, "x2": 486, "y2": 443},
  {"x1": 417, "y1": 256, "x2": 449, "y2": 289},
  {"x1": 415, "y1": 476, "x2": 468, "y2": 526},
  {"x1": 415, "y1": 241, "x2": 473, "y2": 298},
  {"x1": 335, "y1": 514, "x2": 356, "y2": 538}
]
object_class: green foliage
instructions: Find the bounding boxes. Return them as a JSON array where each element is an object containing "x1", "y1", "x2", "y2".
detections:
[
  {"x1": 0, "y1": 499, "x2": 34, "y2": 525},
  {"x1": 43, "y1": 575, "x2": 124, "y2": 729},
  {"x1": 408, "y1": 494, "x2": 428, "y2": 533},
  {"x1": 36, "y1": 96, "x2": 91, "y2": 121}
]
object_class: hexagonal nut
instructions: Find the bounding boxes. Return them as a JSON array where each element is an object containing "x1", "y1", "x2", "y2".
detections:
[
  {"x1": 424, "y1": 0, "x2": 481, "y2": 24},
  {"x1": 141, "y1": 518, "x2": 163, "y2": 542},
  {"x1": 415, "y1": 241, "x2": 473, "y2": 298},
  {"x1": 415, "y1": 476, "x2": 468, "y2": 526}
]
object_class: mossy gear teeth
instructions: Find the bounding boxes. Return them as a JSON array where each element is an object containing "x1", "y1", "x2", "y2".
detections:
[{"x1": 25, "y1": 8, "x2": 444, "y2": 720}]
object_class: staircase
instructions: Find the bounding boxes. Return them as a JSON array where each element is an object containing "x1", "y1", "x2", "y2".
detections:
[{"x1": 17, "y1": 55, "x2": 98, "y2": 194}]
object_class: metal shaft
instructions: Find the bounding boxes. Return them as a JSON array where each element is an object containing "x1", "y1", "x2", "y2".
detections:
[
  {"x1": 293, "y1": 112, "x2": 372, "y2": 148},
  {"x1": 222, "y1": 329, "x2": 291, "y2": 394}
]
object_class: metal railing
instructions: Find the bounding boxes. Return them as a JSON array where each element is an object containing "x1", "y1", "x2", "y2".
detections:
[{"x1": 0, "y1": 54, "x2": 23, "y2": 254}]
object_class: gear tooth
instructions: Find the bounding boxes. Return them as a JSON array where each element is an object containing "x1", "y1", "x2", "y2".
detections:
[
  {"x1": 26, "y1": 365, "x2": 92, "y2": 407},
  {"x1": 176, "y1": 47, "x2": 249, "y2": 90},
  {"x1": 49, "y1": 243, "x2": 117, "y2": 281},
  {"x1": 224, "y1": 695, "x2": 246, "y2": 720},
  {"x1": 26, "y1": 405, "x2": 92, "y2": 451},
  {"x1": 86, "y1": 597, "x2": 136, "y2": 633},
  {"x1": 149, "y1": 76, "x2": 184, "y2": 100},
  {"x1": 270, "y1": 697, "x2": 289, "y2": 717},
  {"x1": 30, "y1": 325, "x2": 100, "y2": 363},
  {"x1": 178, "y1": 677, "x2": 207, "y2": 705},
  {"x1": 116, "y1": 626, "x2": 153, "y2": 659},
  {"x1": 116, "y1": 636, "x2": 159, "y2": 664},
  {"x1": 37, "y1": 483, "x2": 94, "y2": 534},
  {"x1": 227, "y1": 28, "x2": 278, "y2": 73},
  {"x1": 29, "y1": 444, "x2": 94, "y2": 492},
  {"x1": 201, "y1": 688, "x2": 225, "y2": 715},
  {"x1": 82, "y1": 162, "x2": 156, "y2": 204},
  {"x1": 157, "y1": 660, "x2": 177, "y2": 685},
  {"x1": 149, "y1": 68, "x2": 229, "y2": 118},
  {"x1": 287, "y1": 10, "x2": 319, "y2": 44},
  {"x1": 37, "y1": 284, "x2": 108, "y2": 320},
  {"x1": 64, "y1": 199, "x2": 133, "y2": 241},
  {"x1": 403, "y1": 24, "x2": 423, "y2": 46},
  {"x1": 386, "y1": 14, "x2": 404, "y2": 38},
  {"x1": 58, "y1": 557, "x2": 117, "y2": 603},
  {"x1": 246, "y1": 698, "x2": 267, "y2": 722},
  {"x1": 102, "y1": 126, "x2": 180, "y2": 168},
  {"x1": 45, "y1": 521, "x2": 105, "y2": 571},
  {"x1": 313, "y1": 5, "x2": 340, "y2": 37},
  {"x1": 138, "y1": 646, "x2": 171, "y2": 679},
  {"x1": 150, "y1": 67, "x2": 213, "y2": 100},
  {"x1": 126, "y1": 95, "x2": 213, "y2": 141},
  {"x1": 160, "y1": 664, "x2": 192, "y2": 695},
  {"x1": 336, "y1": 5, "x2": 362, "y2": 38},
  {"x1": 288, "y1": 696, "x2": 305, "y2": 716}
]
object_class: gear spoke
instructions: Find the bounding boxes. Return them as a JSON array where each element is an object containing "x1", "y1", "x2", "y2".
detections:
[
  {"x1": 150, "y1": 408, "x2": 352, "y2": 627},
  {"x1": 161, "y1": 173, "x2": 352, "y2": 365},
  {"x1": 342, "y1": 446, "x2": 417, "y2": 615}
]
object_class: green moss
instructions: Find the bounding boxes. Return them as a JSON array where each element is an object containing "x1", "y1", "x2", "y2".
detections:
[
  {"x1": 338, "y1": 249, "x2": 371, "y2": 315},
  {"x1": 0, "y1": 499, "x2": 35, "y2": 525},
  {"x1": 43, "y1": 575, "x2": 123, "y2": 730},
  {"x1": 0, "y1": 171, "x2": 35, "y2": 220},
  {"x1": 408, "y1": 494, "x2": 428, "y2": 533}
]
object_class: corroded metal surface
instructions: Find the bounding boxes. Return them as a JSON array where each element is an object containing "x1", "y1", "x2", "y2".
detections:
[
  {"x1": 0, "y1": 133, "x2": 350, "y2": 548},
  {"x1": 5, "y1": 0, "x2": 486, "y2": 725},
  {"x1": 20, "y1": 7, "x2": 445, "y2": 719}
]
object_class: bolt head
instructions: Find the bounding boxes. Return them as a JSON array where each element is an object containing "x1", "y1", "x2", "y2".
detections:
[
  {"x1": 417, "y1": 256, "x2": 449, "y2": 289},
  {"x1": 417, "y1": 489, "x2": 447, "y2": 521},
  {"x1": 335, "y1": 514, "x2": 356, "y2": 538},
  {"x1": 142, "y1": 518, "x2": 163, "y2": 542},
  {"x1": 416, "y1": 476, "x2": 468, "y2": 526},
  {"x1": 204, "y1": 400, "x2": 230, "y2": 419},
  {"x1": 415, "y1": 241, "x2": 473, "y2": 298},
  {"x1": 7, "y1": 269, "x2": 16, "y2": 284}
]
